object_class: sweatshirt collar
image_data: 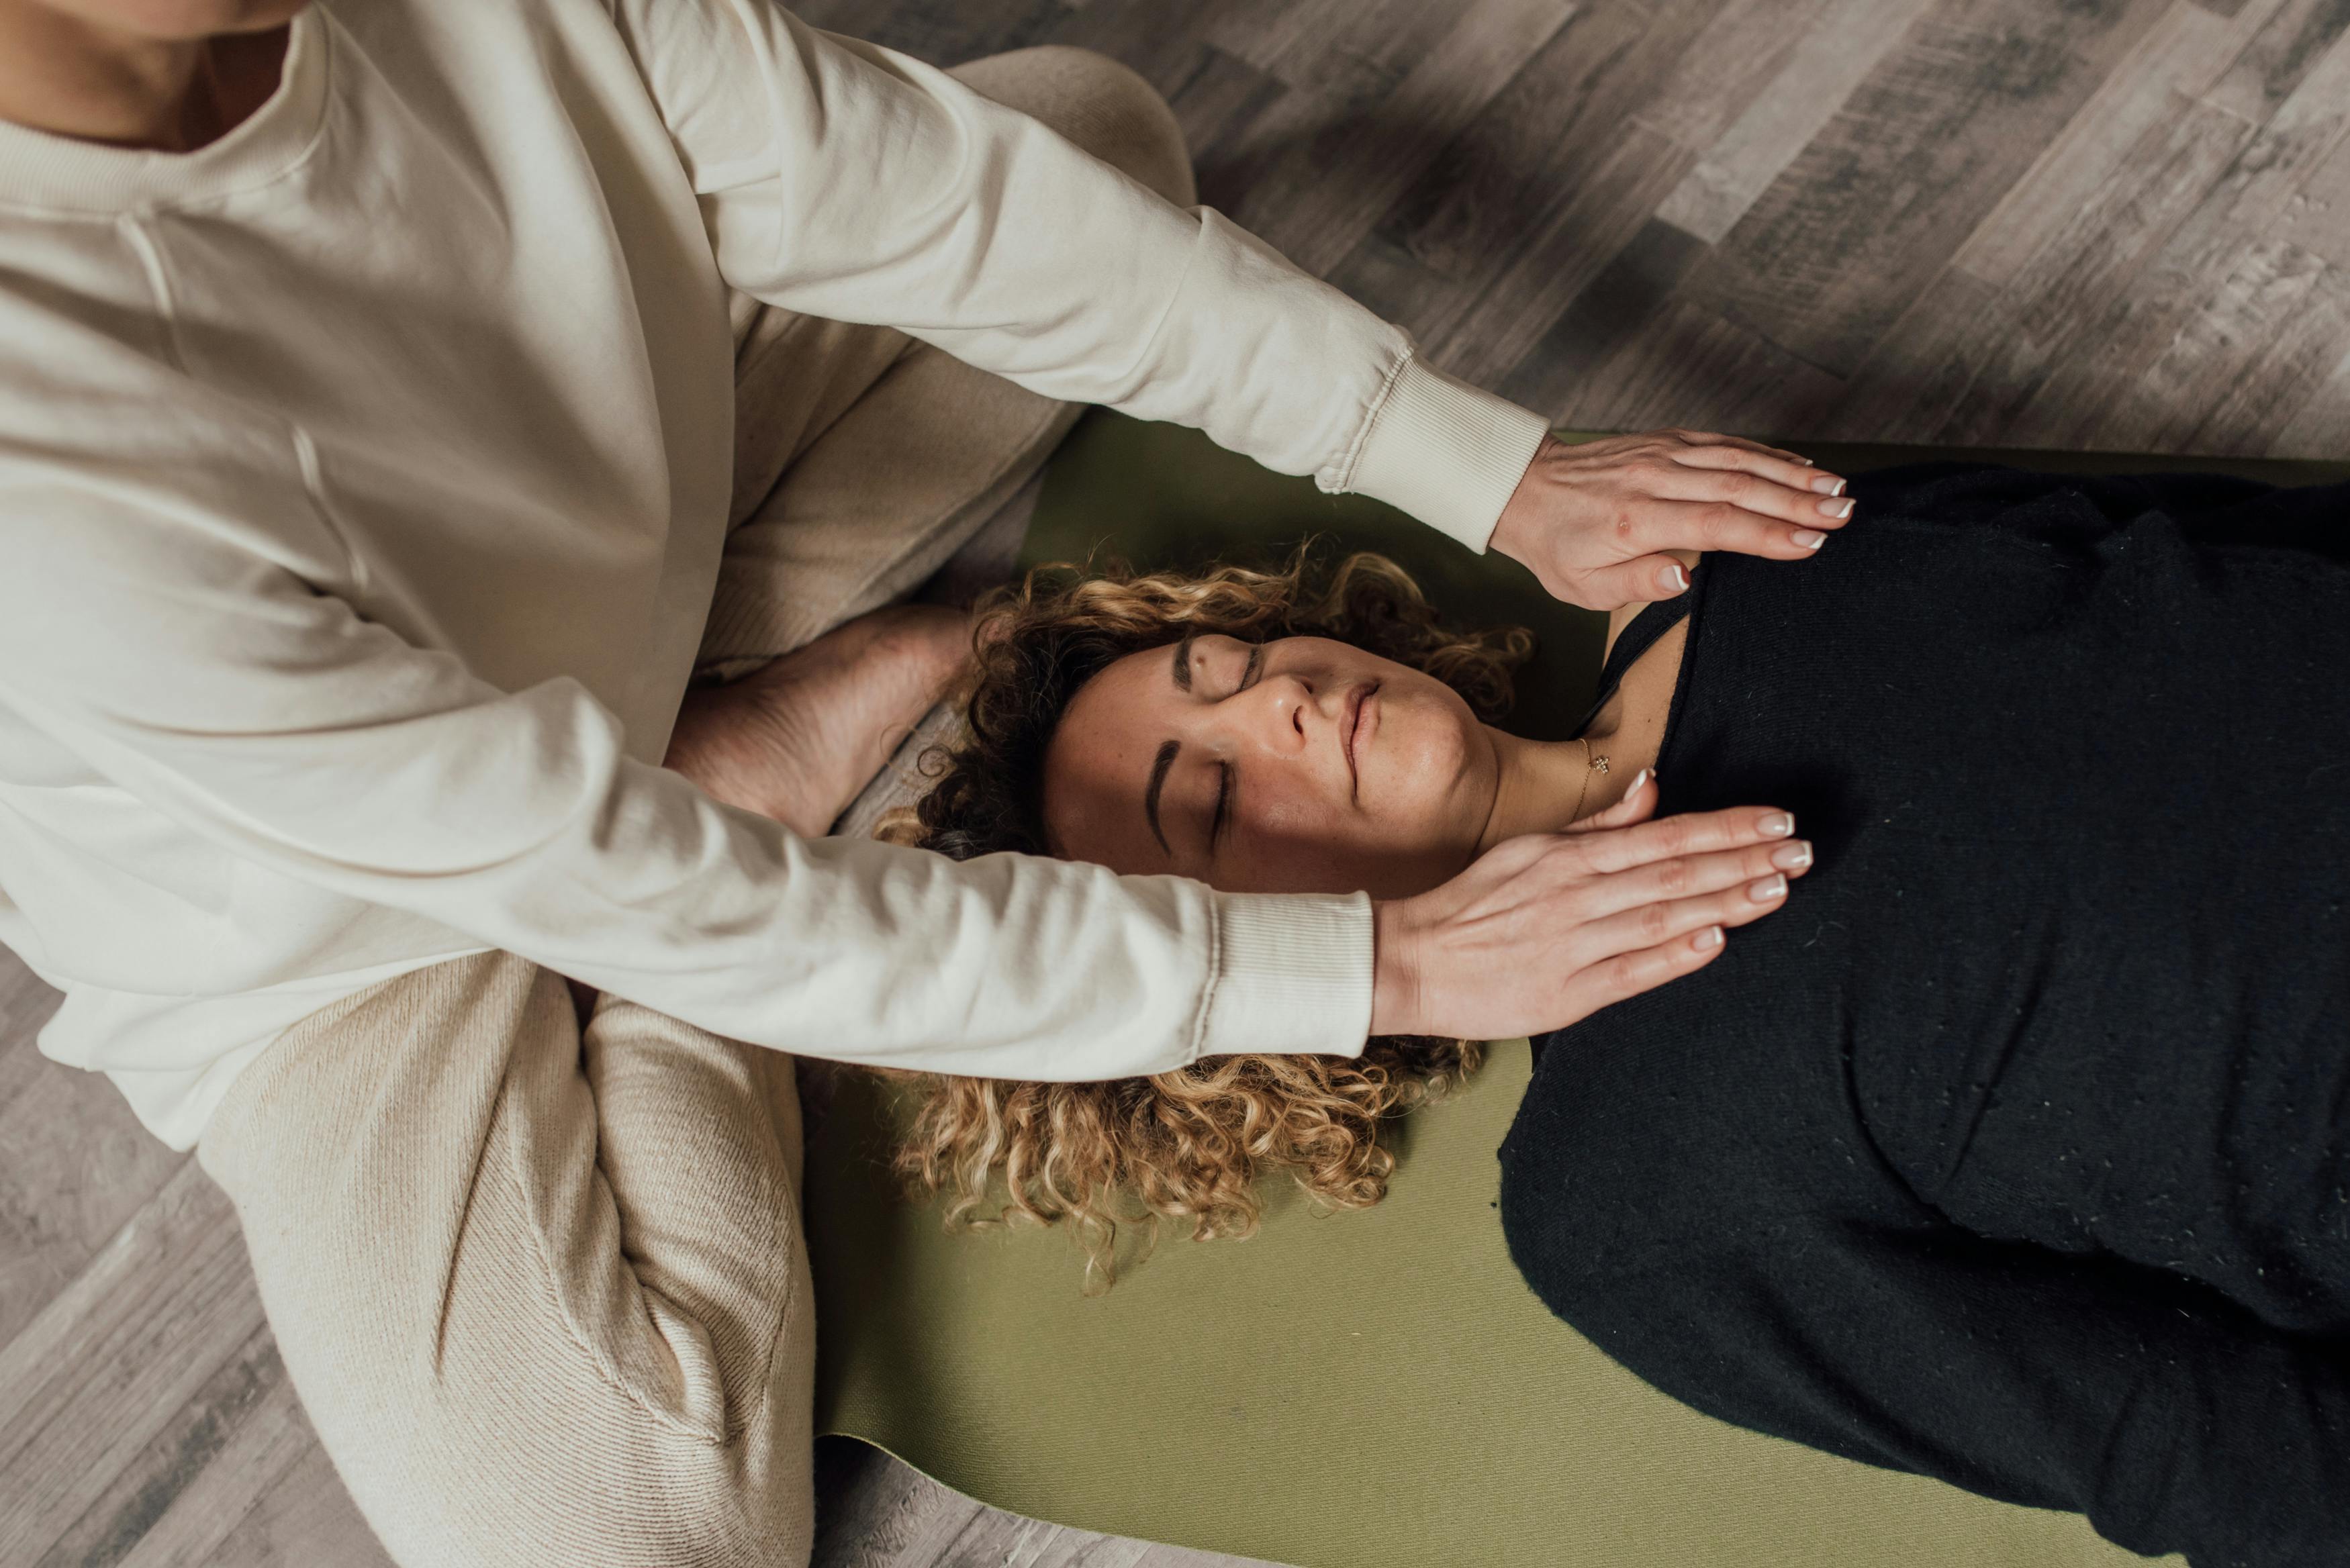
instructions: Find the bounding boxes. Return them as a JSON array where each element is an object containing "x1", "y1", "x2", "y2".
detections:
[{"x1": 0, "y1": 8, "x2": 329, "y2": 217}]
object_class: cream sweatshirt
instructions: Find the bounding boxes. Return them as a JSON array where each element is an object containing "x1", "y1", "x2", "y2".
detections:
[{"x1": 0, "y1": 0, "x2": 1552, "y2": 1148}]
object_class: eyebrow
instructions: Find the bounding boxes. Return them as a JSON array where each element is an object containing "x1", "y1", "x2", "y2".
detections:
[
  {"x1": 1170, "y1": 634, "x2": 1194, "y2": 692},
  {"x1": 1142, "y1": 739, "x2": 1179, "y2": 856}
]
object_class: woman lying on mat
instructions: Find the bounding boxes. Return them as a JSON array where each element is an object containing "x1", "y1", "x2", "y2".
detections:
[{"x1": 890, "y1": 463, "x2": 2350, "y2": 1568}]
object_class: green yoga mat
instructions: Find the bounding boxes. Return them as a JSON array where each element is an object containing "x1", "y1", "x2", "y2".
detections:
[{"x1": 807, "y1": 412, "x2": 2350, "y2": 1567}]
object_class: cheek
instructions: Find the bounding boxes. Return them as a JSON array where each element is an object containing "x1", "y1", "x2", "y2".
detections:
[
  {"x1": 1243, "y1": 777, "x2": 1350, "y2": 848},
  {"x1": 1229, "y1": 766, "x2": 1467, "y2": 897},
  {"x1": 1368, "y1": 707, "x2": 1482, "y2": 829}
]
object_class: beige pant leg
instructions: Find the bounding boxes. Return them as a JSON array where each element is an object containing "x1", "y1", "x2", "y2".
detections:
[
  {"x1": 698, "y1": 46, "x2": 1198, "y2": 679},
  {"x1": 200, "y1": 952, "x2": 814, "y2": 1568}
]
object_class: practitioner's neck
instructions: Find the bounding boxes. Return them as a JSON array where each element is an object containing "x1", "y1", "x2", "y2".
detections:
[{"x1": 0, "y1": 3, "x2": 293, "y2": 151}]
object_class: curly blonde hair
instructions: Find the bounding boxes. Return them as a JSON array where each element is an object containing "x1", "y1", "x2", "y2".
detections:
[{"x1": 887, "y1": 546, "x2": 1532, "y2": 1286}]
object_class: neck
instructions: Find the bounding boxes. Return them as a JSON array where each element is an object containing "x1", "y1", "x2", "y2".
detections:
[
  {"x1": 0, "y1": 5, "x2": 290, "y2": 152},
  {"x1": 1476, "y1": 606, "x2": 1691, "y2": 852},
  {"x1": 1476, "y1": 723, "x2": 1639, "y2": 851}
]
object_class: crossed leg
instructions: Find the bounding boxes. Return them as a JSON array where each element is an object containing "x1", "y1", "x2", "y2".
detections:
[{"x1": 199, "y1": 48, "x2": 1195, "y2": 1568}]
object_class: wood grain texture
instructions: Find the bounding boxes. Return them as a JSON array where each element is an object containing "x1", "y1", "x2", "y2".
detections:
[{"x1": 10, "y1": 0, "x2": 2350, "y2": 1563}]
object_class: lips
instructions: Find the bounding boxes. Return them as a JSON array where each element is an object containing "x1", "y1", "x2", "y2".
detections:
[{"x1": 1342, "y1": 682, "x2": 1378, "y2": 798}]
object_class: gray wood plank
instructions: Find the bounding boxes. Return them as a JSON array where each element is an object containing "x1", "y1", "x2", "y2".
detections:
[
  {"x1": 1206, "y1": 0, "x2": 1454, "y2": 107},
  {"x1": 1221, "y1": 0, "x2": 1575, "y2": 278},
  {"x1": 34, "y1": 1326, "x2": 305, "y2": 1568},
  {"x1": 201, "y1": 1444, "x2": 393, "y2": 1568},
  {"x1": 1166, "y1": 46, "x2": 1290, "y2": 181},
  {"x1": 1814, "y1": 264, "x2": 2008, "y2": 442},
  {"x1": 1648, "y1": 0, "x2": 1936, "y2": 247},
  {"x1": 1427, "y1": 119, "x2": 1697, "y2": 389},
  {"x1": 0, "y1": 1165, "x2": 261, "y2": 1563},
  {"x1": 1948, "y1": 0, "x2": 2289, "y2": 289},
  {"x1": 2267, "y1": 302, "x2": 2350, "y2": 453},
  {"x1": 1630, "y1": 0, "x2": 1838, "y2": 159},
  {"x1": 0, "y1": 1049, "x2": 187, "y2": 1352},
  {"x1": 1931, "y1": 93, "x2": 2255, "y2": 448},
  {"x1": 1495, "y1": 217, "x2": 1709, "y2": 420},
  {"x1": 1987, "y1": 13, "x2": 2350, "y2": 456},
  {"x1": 2273, "y1": 117, "x2": 2350, "y2": 266},
  {"x1": 2128, "y1": 237, "x2": 2330, "y2": 452},
  {"x1": 817, "y1": 0, "x2": 1073, "y2": 66},
  {"x1": 1377, "y1": 0, "x2": 1720, "y2": 286},
  {"x1": 1675, "y1": 0, "x2": 2172, "y2": 378},
  {"x1": 2183, "y1": 254, "x2": 2350, "y2": 453},
  {"x1": 2200, "y1": 0, "x2": 2350, "y2": 122},
  {"x1": 1553, "y1": 297, "x2": 1844, "y2": 439}
]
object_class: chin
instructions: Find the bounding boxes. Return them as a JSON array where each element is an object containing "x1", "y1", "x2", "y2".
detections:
[{"x1": 1368, "y1": 697, "x2": 1486, "y2": 830}]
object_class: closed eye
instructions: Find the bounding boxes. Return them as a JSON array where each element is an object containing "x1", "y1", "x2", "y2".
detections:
[{"x1": 1209, "y1": 761, "x2": 1232, "y2": 850}]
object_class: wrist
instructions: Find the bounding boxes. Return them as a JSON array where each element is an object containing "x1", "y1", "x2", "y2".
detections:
[
  {"x1": 1368, "y1": 898, "x2": 1427, "y2": 1037},
  {"x1": 1345, "y1": 358, "x2": 1552, "y2": 553},
  {"x1": 1487, "y1": 433, "x2": 1562, "y2": 570}
]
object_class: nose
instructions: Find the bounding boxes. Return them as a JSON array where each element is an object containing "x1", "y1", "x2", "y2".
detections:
[{"x1": 1224, "y1": 671, "x2": 1327, "y2": 756}]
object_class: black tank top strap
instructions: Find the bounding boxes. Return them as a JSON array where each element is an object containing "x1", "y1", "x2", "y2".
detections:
[{"x1": 1570, "y1": 596, "x2": 1693, "y2": 736}]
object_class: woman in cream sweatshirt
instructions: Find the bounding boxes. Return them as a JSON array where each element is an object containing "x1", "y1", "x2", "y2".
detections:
[{"x1": 0, "y1": 1, "x2": 1844, "y2": 1561}]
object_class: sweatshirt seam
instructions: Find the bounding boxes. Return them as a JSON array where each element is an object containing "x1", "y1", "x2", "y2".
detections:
[
  {"x1": 1332, "y1": 345, "x2": 1415, "y2": 494},
  {"x1": 115, "y1": 217, "x2": 189, "y2": 376},
  {"x1": 1103, "y1": 205, "x2": 1213, "y2": 409},
  {"x1": 289, "y1": 424, "x2": 372, "y2": 596},
  {"x1": 115, "y1": 215, "x2": 369, "y2": 598}
]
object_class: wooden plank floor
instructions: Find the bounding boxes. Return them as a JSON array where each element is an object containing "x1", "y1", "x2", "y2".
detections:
[{"x1": 7, "y1": 0, "x2": 2350, "y2": 1562}]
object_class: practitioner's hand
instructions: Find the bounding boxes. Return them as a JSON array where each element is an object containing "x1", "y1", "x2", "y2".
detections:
[
  {"x1": 1489, "y1": 430, "x2": 1852, "y2": 610},
  {"x1": 1366, "y1": 773, "x2": 1809, "y2": 1040}
]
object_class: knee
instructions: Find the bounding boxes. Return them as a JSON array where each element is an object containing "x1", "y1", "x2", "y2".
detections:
[{"x1": 949, "y1": 46, "x2": 1197, "y2": 208}]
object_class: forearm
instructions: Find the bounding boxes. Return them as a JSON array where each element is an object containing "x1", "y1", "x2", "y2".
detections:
[
  {"x1": 0, "y1": 516, "x2": 1374, "y2": 1077},
  {"x1": 60, "y1": 673, "x2": 1372, "y2": 1077}
]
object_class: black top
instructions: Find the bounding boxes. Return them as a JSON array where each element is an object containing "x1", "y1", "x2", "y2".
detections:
[{"x1": 1499, "y1": 465, "x2": 2350, "y2": 1568}]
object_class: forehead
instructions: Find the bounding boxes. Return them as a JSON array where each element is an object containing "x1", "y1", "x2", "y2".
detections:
[{"x1": 1041, "y1": 641, "x2": 1187, "y2": 867}]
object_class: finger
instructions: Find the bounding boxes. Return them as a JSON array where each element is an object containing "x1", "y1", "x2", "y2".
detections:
[
  {"x1": 1576, "y1": 836, "x2": 1815, "y2": 923},
  {"x1": 1559, "y1": 804, "x2": 1797, "y2": 875},
  {"x1": 1638, "y1": 499, "x2": 1842, "y2": 562},
  {"x1": 1648, "y1": 461, "x2": 1857, "y2": 530},
  {"x1": 1572, "y1": 864, "x2": 1795, "y2": 965},
  {"x1": 1573, "y1": 553, "x2": 1692, "y2": 609},
  {"x1": 1562, "y1": 767, "x2": 1658, "y2": 834},
  {"x1": 1555, "y1": 923, "x2": 1730, "y2": 1023},
  {"x1": 1655, "y1": 429, "x2": 1827, "y2": 477}
]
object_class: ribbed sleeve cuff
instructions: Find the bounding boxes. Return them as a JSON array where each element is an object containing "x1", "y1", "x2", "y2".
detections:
[
  {"x1": 1196, "y1": 892, "x2": 1374, "y2": 1060},
  {"x1": 1343, "y1": 356, "x2": 1552, "y2": 553}
]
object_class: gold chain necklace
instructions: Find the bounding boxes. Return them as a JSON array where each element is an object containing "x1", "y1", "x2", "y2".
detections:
[{"x1": 1572, "y1": 736, "x2": 1611, "y2": 820}]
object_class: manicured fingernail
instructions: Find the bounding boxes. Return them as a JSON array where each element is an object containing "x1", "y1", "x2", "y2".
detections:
[
  {"x1": 1664, "y1": 562, "x2": 1691, "y2": 593},
  {"x1": 1624, "y1": 767, "x2": 1652, "y2": 796},
  {"x1": 1817, "y1": 497, "x2": 1855, "y2": 520},
  {"x1": 1771, "y1": 840, "x2": 1813, "y2": 871},
  {"x1": 1693, "y1": 926, "x2": 1724, "y2": 950},
  {"x1": 1792, "y1": 528, "x2": 1827, "y2": 550},
  {"x1": 1748, "y1": 873, "x2": 1788, "y2": 902},
  {"x1": 1799, "y1": 456, "x2": 1815, "y2": 467},
  {"x1": 1761, "y1": 812, "x2": 1795, "y2": 837},
  {"x1": 1809, "y1": 475, "x2": 1846, "y2": 496}
]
